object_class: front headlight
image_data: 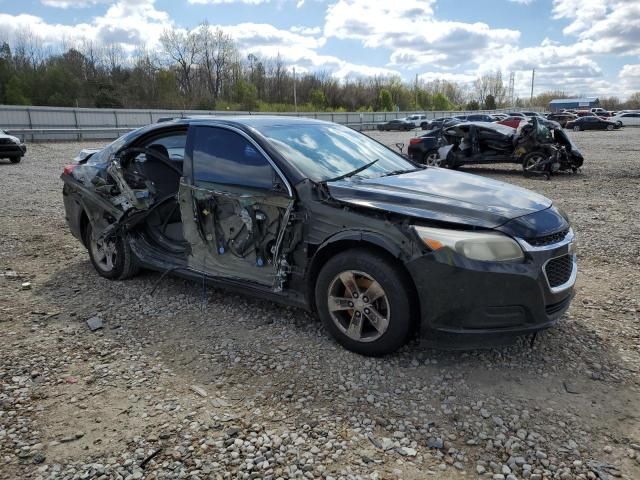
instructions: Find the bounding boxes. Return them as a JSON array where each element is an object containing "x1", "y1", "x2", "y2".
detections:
[{"x1": 413, "y1": 225, "x2": 524, "y2": 262}]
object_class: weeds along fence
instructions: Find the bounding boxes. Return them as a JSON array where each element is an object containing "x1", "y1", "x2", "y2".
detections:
[{"x1": 0, "y1": 105, "x2": 525, "y2": 142}]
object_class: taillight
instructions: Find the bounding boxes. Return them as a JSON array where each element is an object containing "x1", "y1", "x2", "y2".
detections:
[
  {"x1": 409, "y1": 138, "x2": 422, "y2": 145},
  {"x1": 63, "y1": 164, "x2": 78, "y2": 176}
]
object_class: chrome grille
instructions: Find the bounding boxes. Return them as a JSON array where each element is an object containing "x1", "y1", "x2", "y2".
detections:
[{"x1": 528, "y1": 229, "x2": 569, "y2": 247}]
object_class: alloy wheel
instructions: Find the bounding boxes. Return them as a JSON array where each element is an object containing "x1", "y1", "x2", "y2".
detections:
[
  {"x1": 523, "y1": 153, "x2": 546, "y2": 173},
  {"x1": 89, "y1": 233, "x2": 117, "y2": 272},
  {"x1": 327, "y1": 270, "x2": 390, "y2": 343},
  {"x1": 425, "y1": 152, "x2": 442, "y2": 167}
]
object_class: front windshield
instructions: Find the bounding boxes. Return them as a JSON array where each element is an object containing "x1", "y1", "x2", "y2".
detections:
[{"x1": 260, "y1": 123, "x2": 416, "y2": 182}]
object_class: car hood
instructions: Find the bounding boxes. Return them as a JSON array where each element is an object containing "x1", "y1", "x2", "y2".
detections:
[
  {"x1": 0, "y1": 133, "x2": 20, "y2": 143},
  {"x1": 327, "y1": 168, "x2": 553, "y2": 229}
]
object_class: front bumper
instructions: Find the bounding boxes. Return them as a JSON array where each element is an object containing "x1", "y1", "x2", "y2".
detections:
[
  {"x1": 406, "y1": 230, "x2": 576, "y2": 343},
  {"x1": 0, "y1": 143, "x2": 26, "y2": 157}
]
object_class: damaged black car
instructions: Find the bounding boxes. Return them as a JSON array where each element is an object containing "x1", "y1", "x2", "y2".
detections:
[
  {"x1": 62, "y1": 117, "x2": 577, "y2": 356},
  {"x1": 408, "y1": 118, "x2": 583, "y2": 177}
]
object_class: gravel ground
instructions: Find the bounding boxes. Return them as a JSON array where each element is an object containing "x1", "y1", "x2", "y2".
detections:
[{"x1": 1, "y1": 128, "x2": 639, "y2": 480}]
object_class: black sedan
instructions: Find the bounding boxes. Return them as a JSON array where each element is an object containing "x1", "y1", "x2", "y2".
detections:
[
  {"x1": 61, "y1": 117, "x2": 576, "y2": 355},
  {"x1": 565, "y1": 116, "x2": 620, "y2": 131},
  {"x1": 0, "y1": 129, "x2": 27, "y2": 163},
  {"x1": 376, "y1": 119, "x2": 414, "y2": 131}
]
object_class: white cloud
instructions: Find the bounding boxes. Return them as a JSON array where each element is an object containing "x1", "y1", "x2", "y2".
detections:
[
  {"x1": 508, "y1": 0, "x2": 534, "y2": 4},
  {"x1": 618, "y1": 64, "x2": 640, "y2": 95},
  {"x1": 290, "y1": 25, "x2": 321, "y2": 35},
  {"x1": 0, "y1": 0, "x2": 171, "y2": 51},
  {"x1": 324, "y1": 0, "x2": 519, "y2": 69},
  {"x1": 217, "y1": 22, "x2": 397, "y2": 79},
  {"x1": 41, "y1": 0, "x2": 113, "y2": 7},
  {"x1": 188, "y1": 0, "x2": 269, "y2": 3}
]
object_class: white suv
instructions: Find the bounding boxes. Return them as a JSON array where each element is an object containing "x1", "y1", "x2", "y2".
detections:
[{"x1": 404, "y1": 114, "x2": 428, "y2": 127}]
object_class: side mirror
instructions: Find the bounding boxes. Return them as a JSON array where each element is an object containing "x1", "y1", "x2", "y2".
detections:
[{"x1": 395, "y1": 142, "x2": 405, "y2": 153}]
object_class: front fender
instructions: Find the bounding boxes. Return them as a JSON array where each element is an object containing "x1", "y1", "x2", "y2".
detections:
[{"x1": 314, "y1": 229, "x2": 404, "y2": 260}]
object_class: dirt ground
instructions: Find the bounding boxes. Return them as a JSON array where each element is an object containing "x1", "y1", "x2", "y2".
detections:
[{"x1": 1, "y1": 127, "x2": 639, "y2": 480}]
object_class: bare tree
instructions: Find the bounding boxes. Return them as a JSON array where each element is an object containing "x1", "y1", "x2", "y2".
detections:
[
  {"x1": 160, "y1": 27, "x2": 201, "y2": 97},
  {"x1": 474, "y1": 71, "x2": 506, "y2": 107}
]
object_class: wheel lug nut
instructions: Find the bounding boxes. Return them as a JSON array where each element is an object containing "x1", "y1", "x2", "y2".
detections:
[
  {"x1": 363, "y1": 296, "x2": 369, "y2": 303},
  {"x1": 364, "y1": 308, "x2": 370, "y2": 314},
  {"x1": 353, "y1": 293, "x2": 359, "y2": 298},
  {"x1": 348, "y1": 302, "x2": 354, "y2": 307},
  {"x1": 355, "y1": 311, "x2": 361, "y2": 317}
]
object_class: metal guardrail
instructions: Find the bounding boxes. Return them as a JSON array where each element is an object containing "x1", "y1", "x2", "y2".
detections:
[
  {"x1": 1, "y1": 105, "x2": 531, "y2": 142},
  {"x1": 6, "y1": 127, "x2": 135, "y2": 138}
]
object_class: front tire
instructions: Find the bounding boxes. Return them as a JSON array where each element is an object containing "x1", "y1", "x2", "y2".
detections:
[
  {"x1": 573, "y1": 125, "x2": 581, "y2": 132},
  {"x1": 606, "y1": 124, "x2": 614, "y2": 131},
  {"x1": 315, "y1": 249, "x2": 412, "y2": 356},
  {"x1": 9, "y1": 156, "x2": 21, "y2": 164},
  {"x1": 84, "y1": 223, "x2": 139, "y2": 280},
  {"x1": 522, "y1": 151, "x2": 547, "y2": 176}
]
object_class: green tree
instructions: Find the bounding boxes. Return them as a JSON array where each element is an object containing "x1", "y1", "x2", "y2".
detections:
[
  {"x1": 484, "y1": 94, "x2": 496, "y2": 110},
  {"x1": 309, "y1": 88, "x2": 327, "y2": 110},
  {"x1": 432, "y1": 92, "x2": 451, "y2": 111},
  {"x1": 378, "y1": 88, "x2": 393, "y2": 111},
  {"x1": 465, "y1": 100, "x2": 480, "y2": 111},
  {"x1": 233, "y1": 79, "x2": 258, "y2": 110},
  {"x1": 5, "y1": 76, "x2": 30, "y2": 105}
]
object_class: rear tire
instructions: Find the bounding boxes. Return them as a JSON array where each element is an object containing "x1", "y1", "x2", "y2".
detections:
[
  {"x1": 315, "y1": 249, "x2": 412, "y2": 356},
  {"x1": 606, "y1": 124, "x2": 614, "y2": 131},
  {"x1": 573, "y1": 125, "x2": 581, "y2": 132},
  {"x1": 423, "y1": 150, "x2": 443, "y2": 167},
  {"x1": 84, "y1": 223, "x2": 139, "y2": 280},
  {"x1": 9, "y1": 156, "x2": 21, "y2": 164}
]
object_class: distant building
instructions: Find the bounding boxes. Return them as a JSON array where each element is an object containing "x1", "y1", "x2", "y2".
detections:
[{"x1": 548, "y1": 97, "x2": 599, "y2": 112}]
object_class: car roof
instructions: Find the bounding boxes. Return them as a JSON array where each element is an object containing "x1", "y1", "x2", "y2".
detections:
[{"x1": 182, "y1": 115, "x2": 333, "y2": 128}]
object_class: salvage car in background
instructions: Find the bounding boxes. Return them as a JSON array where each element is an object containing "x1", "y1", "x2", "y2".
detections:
[
  {"x1": 608, "y1": 112, "x2": 640, "y2": 127},
  {"x1": 376, "y1": 119, "x2": 415, "y2": 131},
  {"x1": 61, "y1": 116, "x2": 577, "y2": 355},
  {"x1": 408, "y1": 118, "x2": 583, "y2": 176},
  {"x1": 565, "y1": 116, "x2": 620, "y2": 131},
  {"x1": 0, "y1": 129, "x2": 27, "y2": 163},
  {"x1": 546, "y1": 112, "x2": 577, "y2": 128}
]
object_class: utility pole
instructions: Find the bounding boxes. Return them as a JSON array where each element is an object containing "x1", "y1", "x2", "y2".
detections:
[
  {"x1": 508, "y1": 72, "x2": 515, "y2": 107},
  {"x1": 530, "y1": 68, "x2": 535, "y2": 105},
  {"x1": 293, "y1": 67, "x2": 298, "y2": 113},
  {"x1": 415, "y1": 73, "x2": 418, "y2": 111}
]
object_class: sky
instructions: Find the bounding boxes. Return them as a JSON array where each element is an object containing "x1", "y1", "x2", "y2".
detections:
[{"x1": 0, "y1": 0, "x2": 639, "y2": 99}]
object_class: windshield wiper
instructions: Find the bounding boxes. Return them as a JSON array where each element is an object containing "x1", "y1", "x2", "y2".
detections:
[
  {"x1": 323, "y1": 159, "x2": 379, "y2": 183},
  {"x1": 379, "y1": 167, "x2": 424, "y2": 178}
]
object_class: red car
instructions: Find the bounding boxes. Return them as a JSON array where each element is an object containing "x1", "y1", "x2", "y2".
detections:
[{"x1": 497, "y1": 116, "x2": 525, "y2": 129}]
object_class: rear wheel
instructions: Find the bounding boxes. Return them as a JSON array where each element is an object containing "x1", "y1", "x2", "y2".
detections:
[
  {"x1": 9, "y1": 156, "x2": 21, "y2": 164},
  {"x1": 84, "y1": 223, "x2": 139, "y2": 280},
  {"x1": 423, "y1": 150, "x2": 443, "y2": 167},
  {"x1": 606, "y1": 124, "x2": 614, "y2": 131},
  {"x1": 315, "y1": 249, "x2": 412, "y2": 356},
  {"x1": 573, "y1": 125, "x2": 581, "y2": 132}
]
